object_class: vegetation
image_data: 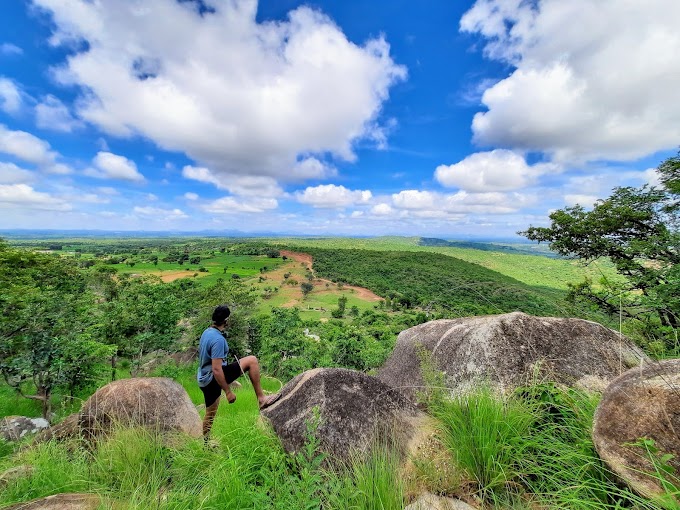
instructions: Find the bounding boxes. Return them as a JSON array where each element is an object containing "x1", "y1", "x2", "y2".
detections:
[{"x1": 522, "y1": 153, "x2": 679, "y2": 350}]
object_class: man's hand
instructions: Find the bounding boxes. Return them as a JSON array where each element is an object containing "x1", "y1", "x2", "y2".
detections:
[{"x1": 225, "y1": 389, "x2": 236, "y2": 404}]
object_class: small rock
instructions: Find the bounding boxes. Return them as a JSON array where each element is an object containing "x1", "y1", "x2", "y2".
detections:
[
  {"x1": 405, "y1": 493, "x2": 477, "y2": 510},
  {"x1": 3, "y1": 493, "x2": 102, "y2": 510},
  {"x1": 0, "y1": 465, "x2": 34, "y2": 488},
  {"x1": 0, "y1": 417, "x2": 50, "y2": 442}
]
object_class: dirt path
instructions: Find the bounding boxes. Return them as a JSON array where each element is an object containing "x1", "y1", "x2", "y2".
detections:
[{"x1": 279, "y1": 250, "x2": 382, "y2": 302}]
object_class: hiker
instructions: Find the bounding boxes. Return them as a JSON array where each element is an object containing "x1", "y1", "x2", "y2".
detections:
[{"x1": 197, "y1": 304, "x2": 280, "y2": 438}]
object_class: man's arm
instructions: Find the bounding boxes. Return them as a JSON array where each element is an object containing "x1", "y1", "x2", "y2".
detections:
[{"x1": 212, "y1": 358, "x2": 237, "y2": 404}]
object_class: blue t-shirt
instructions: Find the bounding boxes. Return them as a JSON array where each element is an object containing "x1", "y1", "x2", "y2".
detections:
[{"x1": 197, "y1": 327, "x2": 229, "y2": 387}]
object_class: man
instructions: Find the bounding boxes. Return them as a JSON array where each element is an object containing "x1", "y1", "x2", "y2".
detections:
[{"x1": 197, "y1": 304, "x2": 280, "y2": 438}]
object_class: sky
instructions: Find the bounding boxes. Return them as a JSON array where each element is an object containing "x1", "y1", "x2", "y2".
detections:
[{"x1": 0, "y1": 0, "x2": 678, "y2": 238}]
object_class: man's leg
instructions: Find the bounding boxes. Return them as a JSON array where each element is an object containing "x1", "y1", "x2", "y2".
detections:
[
  {"x1": 203, "y1": 398, "x2": 220, "y2": 438},
  {"x1": 238, "y1": 355, "x2": 268, "y2": 405}
]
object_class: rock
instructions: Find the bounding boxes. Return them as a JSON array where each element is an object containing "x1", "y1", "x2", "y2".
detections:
[
  {"x1": 35, "y1": 414, "x2": 80, "y2": 443},
  {"x1": 378, "y1": 312, "x2": 647, "y2": 400},
  {"x1": 79, "y1": 377, "x2": 202, "y2": 440},
  {"x1": 3, "y1": 493, "x2": 102, "y2": 510},
  {"x1": 0, "y1": 465, "x2": 34, "y2": 489},
  {"x1": 261, "y1": 368, "x2": 423, "y2": 462},
  {"x1": 0, "y1": 417, "x2": 50, "y2": 441},
  {"x1": 405, "y1": 493, "x2": 477, "y2": 510},
  {"x1": 593, "y1": 359, "x2": 680, "y2": 500},
  {"x1": 169, "y1": 347, "x2": 198, "y2": 364}
]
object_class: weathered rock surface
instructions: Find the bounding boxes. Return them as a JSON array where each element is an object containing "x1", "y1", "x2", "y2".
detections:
[
  {"x1": 79, "y1": 377, "x2": 202, "y2": 439},
  {"x1": 593, "y1": 358, "x2": 680, "y2": 500},
  {"x1": 3, "y1": 493, "x2": 102, "y2": 510},
  {"x1": 404, "y1": 493, "x2": 477, "y2": 510},
  {"x1": 35, "y1": 413, "x2": 80, "y2": 443},
  {"x1": 131, "y1": 348, "x2": 198, "y2": 377},
  {"x1": 378, "y1": 312, "x2": 647, "y2": 399},
  {"x1": 0, "y1": 465, "x2": 34, "y2": 489},
  {"x1": 261, "y1": 368, "x2": 423, "y2": 461},
  {"x1": 0, "y1": 416, "x2": 50, "y2": 441}
]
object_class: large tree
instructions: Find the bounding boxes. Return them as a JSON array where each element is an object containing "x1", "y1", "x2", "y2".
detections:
[{"x1": 521, "y1": 154, "x2": 679, "y2": 344}]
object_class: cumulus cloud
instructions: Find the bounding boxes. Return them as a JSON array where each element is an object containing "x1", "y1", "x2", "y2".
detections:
[
  {"x1": 295, "y1": 184, "x2": 372, "y2": 208},
  {"x1": 0, "y1": 162, "x2": 35, "y2": 184},
  {"x1": 182, "y1": 165, "x2": 282, "y2": 197},
  {"x1": 35, "y1": 95, "x2": 82, "y2": 132},
  {"x1": 435, "y1": 150, "x2": 558, "y2": 191},
  {"x1": 35, "y1": 0, "x2": 406, "y2": 181},
  {"x1": 202, "y1": 196, "x2": 278, "y2": 214},
  {"x1": 0, "y1": 184, "x2": 71, "y2": 210},
  {"x1": 86, "y1": 151, "x2": 144, "y2": 181},
  {"x1": 133, "y1": 206, "x2": 187, "y2": 220},
  {"x1": 461, "y1": 0, "x2": 680, "y2": 163},
  {"x1": 392, "y1": 189, "x2": 527, "y2": 215},
  {"x1": 184, "y1": 192, "x2": 198, "y2": 200},
  {"x1": 564, "y1": 194, "x2": 599, "y2": 208},
  {"x1": 371, "y1": 203, "x2": 394, "y2": 216},
  {"x1": 0, "y1": 124, "x2": 58, "y2": 165},
  {"x1": 0, "y1": 78, "x2": 21, "y2": 114}
]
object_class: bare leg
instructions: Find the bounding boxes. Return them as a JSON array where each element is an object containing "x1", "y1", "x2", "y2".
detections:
[
  {"x1": 203, "y1": 399, "x2": 220, "y2": 438},
  {"x1": 238, "y1": 355, "x2": 267, "y2": 405}
]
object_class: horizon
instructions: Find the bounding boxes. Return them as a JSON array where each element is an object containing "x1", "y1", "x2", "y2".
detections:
[{"x1": 1, "y1": 1, "x2": 678, "y2": 236}]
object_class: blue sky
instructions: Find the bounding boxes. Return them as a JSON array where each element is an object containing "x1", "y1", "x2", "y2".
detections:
[{"x1": 0, "y1": 0, "x2": 678, "y2": 238}]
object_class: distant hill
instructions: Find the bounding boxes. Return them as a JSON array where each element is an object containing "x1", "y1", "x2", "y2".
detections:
[{"x1": 418, "y1": 237, "x2": 559, "y2": 257}]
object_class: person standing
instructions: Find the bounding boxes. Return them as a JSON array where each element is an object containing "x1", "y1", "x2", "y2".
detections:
[{"x1": 197, "y1": 304, "x2": 280, "y2": 438}]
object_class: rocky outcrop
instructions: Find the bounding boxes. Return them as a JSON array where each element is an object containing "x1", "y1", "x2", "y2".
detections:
[
  {"x1": 79, "y1": 377, "x2": 202, "y2": 439},
  {"x1": 593, "y1": 359, "x2": 680, "y2": 500},
  {"x1": 3, "y1": 493, "x2": 102, "y2": 510},
  {"x1": 261, "y1": 368, "x2": 423, "y2": 462},
  {"x1": 0, "y1": 416, "x2": 50, "y2": 441},
  {"x1": 378, "y1": 312, "x2": 647, "y2": 399},
  {"x1": 35, "y1": 413, "x2": 80, "y2": 443},
  {"x1": 131, "y1": 348, "x2": 198, "y2": 377}
]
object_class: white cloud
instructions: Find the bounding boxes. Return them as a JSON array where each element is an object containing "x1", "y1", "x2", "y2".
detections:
[
  {"x1": 0, "y1": 162, "x2": 35, "y2": 184},
  {"x1": 564, "y1": 194, "x2": 599, "y2": 208},
  {"x1": 202, "y1": 196, "x2": 278, "y2": 214},
  {"x1": 36, "y1": 0, "x2": 406, "y2": 182},
  {"x1": 97, "y1": 186, "x2": 119, "y2": 195},
  {"x1": 86, "y1": 151, "x2": 144, "y2": 181},
  {"x1": 0, "y1": 124, "x2": 57, "y2": 165},
  {"x1": 295, "y1": 184, "x2": 372, "y2": 208},
  {"x1": 184, "y1": 192, "x2": 198, "y2": 200},
  {"x1": 435, "y1": 150, "x2": 558, "y2": 191},
  {"x1": 0, "y1": 43, "x2": 23, "y2": 56},
  {"x1": 35, "y1": 95, "x2": 82, "y2": 132},
  {"x1": 146, "y1": 193, "x2": 158, "y2": 201},
  {"x1": 461, "y1": 0, "x2": 680, "y2": 163},
  {"x1": 0, "y1": 184, "x2": 71, "y2": 210},
  {"x1": 182, "y1": 165, "x2": 283, "y2": 197},
  {"x1": 350, "y1": 210, "x2": 363, "y2": 218},
  {"x1": 0, "y1": 78, "x2": 21, "y2": 114},
  {"x1": 133, "y1": 206, "x2": 187, "y2": 220},
  {"x1": 391, "y1": 188, "x2": 527, "y2": 215},
  {"x1": 371, "y1": 203, "x2": 394, "y2": 216}
]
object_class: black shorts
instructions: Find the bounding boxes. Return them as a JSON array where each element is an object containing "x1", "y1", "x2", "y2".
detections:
[{"x1": 199, "y1": 362, "x2": 243, "y2": 407}]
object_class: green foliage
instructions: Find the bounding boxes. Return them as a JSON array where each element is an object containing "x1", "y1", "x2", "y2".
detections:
[
  {"x1": 522, "y1": 153, "x2": 679, "y2": 348},
  {"x1": 305, "y1": 247, "x2": 568, "y2": 317}
]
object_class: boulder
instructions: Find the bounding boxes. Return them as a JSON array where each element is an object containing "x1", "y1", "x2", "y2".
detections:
[
  {"x1": 0, "y1": 416, "x2": 50, "y2": 441},
  {"x1": 35, "y1": 413, "x2": 80, "y2": 443},
  {"x1": 3, "y1": 494, "x2": 101, "y2": 510},
  {"x1": 79, "y1": 377, "x2": 201, "y2": 440},
  {"x1": 0, "y1": 465, "x2": 34, "y2": 489},
  {"x1": 404, "y1": 493, "x2": 477, "y2": 510},
  {"x1": 593, "y1": 359, "x2": 680, "y2": 500},
  {"x1": 261, "y1": 368, "x2": 423, "y2": 462},
  {"x1": 378, "y1": 312, "x2": 647, "y2": 400}
]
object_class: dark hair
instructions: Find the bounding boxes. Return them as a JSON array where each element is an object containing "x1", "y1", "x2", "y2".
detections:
[{"x1": 211, "y1": 304, "x2": 231, "y2": 325}]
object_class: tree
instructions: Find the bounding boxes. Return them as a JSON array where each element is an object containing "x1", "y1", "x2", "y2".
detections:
[
  {"x1": 301, "y1": 282, "x2": 314, "y2": 298},
  {"x1": 521, "y1": 153, "x2": 679, "y2": 345},
  {"x1": 0, "y1": 244, "x2": 113, "y2": 418}
]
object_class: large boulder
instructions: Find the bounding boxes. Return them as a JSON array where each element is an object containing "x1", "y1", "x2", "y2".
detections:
[
  {"x1": 593, "y1": 359, "x2": 680, "y2": 500},
  {"x1": 0, "y1": 416, "x2": 50, "y2": 441},
  {"x1": 261, "y1": 368, "x2": 423, "y2": 462},
  {"x1": 378, "y1": 312, "x2": 647, "y2": 400},
  {"x1": 78, "y1": 377, "x2": 201, "y2": 440}
]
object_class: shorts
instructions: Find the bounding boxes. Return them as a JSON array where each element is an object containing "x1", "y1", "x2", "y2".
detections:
[{"x1": 199, "y1": 362, "x2": 243, "y2": 407}]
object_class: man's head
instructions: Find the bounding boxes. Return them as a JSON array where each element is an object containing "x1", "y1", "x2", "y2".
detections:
[{"x1": 212, "y1": 304, "x2": 231, "y2": 327}]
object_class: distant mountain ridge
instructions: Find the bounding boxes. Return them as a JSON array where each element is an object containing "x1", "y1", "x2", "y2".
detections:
[{"x1": 418, "y1": 237, "x2": 559, "y2": 258}]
